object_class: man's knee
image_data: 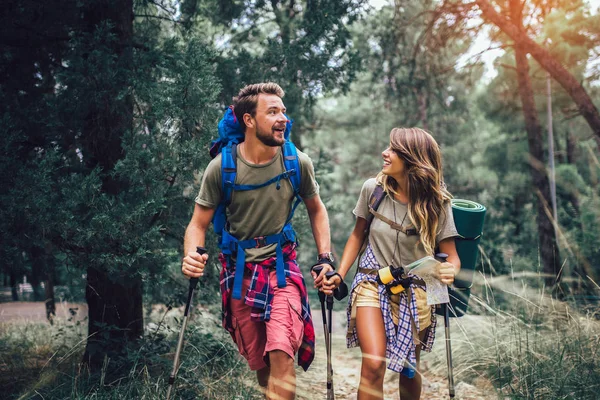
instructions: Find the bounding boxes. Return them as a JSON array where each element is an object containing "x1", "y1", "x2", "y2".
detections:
[
  {"x1": 268, "y1": 349, "x2": 294, "y2": 372},
  {"x1": 266, "y1": 350, "x2": 296, "y2": 399}
]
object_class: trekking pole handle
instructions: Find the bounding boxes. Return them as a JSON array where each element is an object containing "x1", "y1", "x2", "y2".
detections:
[
  {"x1": 435, "y1": 252, "x2": 448, "y2": 263},
  {"x1": 311, "y1": 265, "x2": 327, "y2": 302},
  {"x1": 190, "y1": 246, "x2": 207, "y2": 290}
]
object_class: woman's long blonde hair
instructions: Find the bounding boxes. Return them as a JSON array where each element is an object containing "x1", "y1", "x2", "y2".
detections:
[{"x1": 376, "y1": 127, "x2": 452, "y2": 255}]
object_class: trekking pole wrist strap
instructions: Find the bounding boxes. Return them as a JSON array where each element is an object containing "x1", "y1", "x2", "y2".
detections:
[
  {"x1": 328, "y1": 271, "x2": 344, "y2": 284},
  {"x1": 315, "y1": 258, "x2": 336, "y2": 270}
]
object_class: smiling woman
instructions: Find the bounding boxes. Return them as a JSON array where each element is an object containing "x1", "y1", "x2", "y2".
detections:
[{"x1": 322, "y1": 126, "x2": 461, "y2": 400}]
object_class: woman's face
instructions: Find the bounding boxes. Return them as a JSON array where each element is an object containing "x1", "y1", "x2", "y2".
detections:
[{"x1": 381, "y1": 145, "x2": 406, "y2": 178}]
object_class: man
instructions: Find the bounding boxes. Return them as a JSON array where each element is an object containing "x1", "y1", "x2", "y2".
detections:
[{"x1": 182, "y1": 82, "x2": 334, "y2": 399}]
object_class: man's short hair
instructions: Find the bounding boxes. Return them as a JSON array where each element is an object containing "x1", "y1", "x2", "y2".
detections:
[{"x1": 233, "y1": 83, "x2": 285, "y2": 132}]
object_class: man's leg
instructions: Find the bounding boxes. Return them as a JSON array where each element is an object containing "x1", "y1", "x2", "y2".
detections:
[
  {"x1": 266, "y1": 350, "x2": 296, "y2": 399},
  {"x1": 229, "y1": 276, "x2": 269, "y2": 387},
  {"x1": 264, "y1": 272, "x2": 304, "y2": 400},
  {"x1": 256, "y1": 366, "x2": 269, "y2": 392}
]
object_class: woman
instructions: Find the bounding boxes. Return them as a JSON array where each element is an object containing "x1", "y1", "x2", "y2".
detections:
[{"x1": 325, "y1": 127, "x2": 460, "y2": 399}]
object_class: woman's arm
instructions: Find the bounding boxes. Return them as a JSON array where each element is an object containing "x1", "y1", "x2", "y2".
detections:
[
  {"x1": 437, "y1": 237, "x2": 461, "y2": 285},
  {"x1": 321, "y1": 217, "x2": 369, "y2": 295}
]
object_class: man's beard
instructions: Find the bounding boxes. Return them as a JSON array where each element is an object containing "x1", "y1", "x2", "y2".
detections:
[{"x1": 256, "y1": 126, "x2": 285, "y2": 147}]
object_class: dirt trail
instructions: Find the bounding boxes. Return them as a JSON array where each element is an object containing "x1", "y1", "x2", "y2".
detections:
[
  {"x1": 0, "y1": 301, "x2": 87, "y2": 322},
  {"x1": 296, "y1": 309, "x2": 495, "y2": 400}
]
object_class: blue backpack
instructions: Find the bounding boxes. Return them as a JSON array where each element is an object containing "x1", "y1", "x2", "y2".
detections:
[{"x1": 209, "y1": 106, "x2": 303, "y2": 299}]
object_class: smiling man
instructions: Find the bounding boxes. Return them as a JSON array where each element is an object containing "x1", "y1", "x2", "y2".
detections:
[{"x1": 182, "y1": 83, "x2": 334, "y2": 399}]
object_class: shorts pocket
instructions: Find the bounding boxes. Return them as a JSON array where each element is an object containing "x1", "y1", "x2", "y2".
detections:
[
  {"x1": 287, "y1": 298, "x2": 304, "y2": 353},
  {"x1": 231, "y1": 315, "x2": 249, "y2": 358}
]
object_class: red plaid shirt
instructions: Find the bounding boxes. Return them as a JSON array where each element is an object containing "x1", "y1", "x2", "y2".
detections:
[{"x1": 219, "y1": 243, "x2": 315, "y2": 371}]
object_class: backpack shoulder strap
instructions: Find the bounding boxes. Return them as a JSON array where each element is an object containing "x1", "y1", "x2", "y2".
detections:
[
  {"x1": 366, "y1": 184, "x2": 386, "y2": 226},
  {"x1": 357, "y1": 184, "x2": 386, "y2": 257},
  {"x1": 282, "y1": 141, "x2": 301, "y2": 194},
  {"x1": 221, "y1": 143, "x2": 237, "y2": 206}
]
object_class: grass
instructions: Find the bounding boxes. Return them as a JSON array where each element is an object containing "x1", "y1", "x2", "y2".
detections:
[
  {"x1": 0, "y1": 302, "x2": 261, "y2": 400},
  {"x1": 426, "y1": 271, "x2": 600, "y2": 400}
]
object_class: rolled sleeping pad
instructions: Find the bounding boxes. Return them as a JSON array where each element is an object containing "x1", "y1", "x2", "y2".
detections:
[{"x1": 436, "y1": 199, "x2": 486, "y2": 318}]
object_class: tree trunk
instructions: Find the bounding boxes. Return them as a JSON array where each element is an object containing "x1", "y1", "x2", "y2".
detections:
[
  {"x1": 29, "y1": 246, "x2": 45, "y2": 302},
  {"x1": 475, "y1": 0, "x2": 600, "y2": 145},
  {"x1": 84, "y1": 268, "x2": 143, "y2": 369},
  {"x1": 566, "y1": 130, "x2": 576, "y2": 165},
  {"x1": 44, "y1": 252, "x2": 56, "y2": 325},
  {"x1": 80, "y1": 0, "x2": 142, "y2": 371},
  {"x1": 10, "y1": 269, "x2": 18, "y2": 301},
  {"x1": 416, "y1": 86, "x2": 429, "y2": 131},
  {"x1": 510, "y1": 0, "x2": 560, "y2": 286}
]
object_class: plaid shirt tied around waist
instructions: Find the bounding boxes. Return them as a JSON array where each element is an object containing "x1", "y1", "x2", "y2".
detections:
[
  {"x1": 346, "y1": 244, "x2": 436, "y2": 374},
  {"x1": 219, "y1": 243, "x2": 316, "y2": 371}
]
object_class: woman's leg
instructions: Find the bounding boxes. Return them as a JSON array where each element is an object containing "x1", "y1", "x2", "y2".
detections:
[
  {"x1": 398, "y1": 329, "x2": 428, "y2": 400},
  {"x1": 356, "y1": 306, "x2": 388, "y2": 400}
]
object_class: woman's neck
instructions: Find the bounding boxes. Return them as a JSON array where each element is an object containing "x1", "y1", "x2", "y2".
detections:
[{"x1": 390, "y1": 174, "x2": 408, "y2": 203}]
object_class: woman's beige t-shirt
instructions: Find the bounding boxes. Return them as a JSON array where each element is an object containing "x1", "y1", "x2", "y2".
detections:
[{"x1": 353, "y1": 178, "x2": 458, "y2": 269}]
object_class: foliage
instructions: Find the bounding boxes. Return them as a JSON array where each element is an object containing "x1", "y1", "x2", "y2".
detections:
[
  {"x1": 0, "y1": 308, "x2": 259, "y2": 400},
  {"x1": 426, "y1": 275, "x2": 600, "y2": 400}
]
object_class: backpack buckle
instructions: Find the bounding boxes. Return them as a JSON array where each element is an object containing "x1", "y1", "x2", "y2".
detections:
[{"x1": 254, "y1": 236, "x2": 267, "y2": 248}]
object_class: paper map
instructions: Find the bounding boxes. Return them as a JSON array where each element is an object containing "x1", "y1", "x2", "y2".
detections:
[{"x1": 404, "y1": 256, "x2": 449, "y2": 305}]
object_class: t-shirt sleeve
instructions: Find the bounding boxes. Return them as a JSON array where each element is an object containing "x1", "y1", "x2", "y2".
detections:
[
  {"x1": 436, "y1": 200, "x2": 459, "y2": 243},
  {"x1": 298, "y1": 150, "x2": 319, "y2": 199},
  {"x1": 353, "y1": 178, "x2": 377, "y2": 220},
  {"x1": 195, "y1": 156, "x2": 223, "y2": 209}
]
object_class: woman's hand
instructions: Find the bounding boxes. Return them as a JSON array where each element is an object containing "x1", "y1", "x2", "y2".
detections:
[
  {"x1": 321, "y1": 273, "x2": 343, "y2": 296},
  {"x1": 311, "y1": 264, "x2": 334, "y2": 289},
  {"x1": 436, "y1": 261, "x2": 456, "y2": 285}
]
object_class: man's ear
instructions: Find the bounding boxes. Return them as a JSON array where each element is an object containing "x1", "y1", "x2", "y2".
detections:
[{"x1": 243, "y1": 113, "x2": 254, "y2": 130}]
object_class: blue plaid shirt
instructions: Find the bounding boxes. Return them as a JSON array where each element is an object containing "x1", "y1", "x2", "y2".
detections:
[{"x1": 346, "y1": 244, "x2": 436, "y2": 374}]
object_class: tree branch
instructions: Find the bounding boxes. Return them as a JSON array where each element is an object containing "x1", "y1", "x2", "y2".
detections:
[
  {"x1": 134, "y1": 14, "x2": 180, "y2": 24},
  {"x1": 474, "y1": 0, "x2": 600, "y2": 144}
]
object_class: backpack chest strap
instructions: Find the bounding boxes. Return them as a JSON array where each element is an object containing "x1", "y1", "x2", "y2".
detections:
[
  {"x1": 221, "y1": 225, "x2": 297, "y2": 300},
  {"x1": 368, "y1": 207, "x2": 418, "y2": 236},
  {"x1": 231, "y1": 169, "x2": 298, "y2": 192}
]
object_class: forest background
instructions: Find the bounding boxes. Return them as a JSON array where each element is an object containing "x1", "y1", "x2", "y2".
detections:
[{"x1": 1, "y1": 0, "x2": 600, "y2": 399}]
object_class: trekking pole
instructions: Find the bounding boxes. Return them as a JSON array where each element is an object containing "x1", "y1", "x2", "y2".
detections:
[
  {"x1": 166, "y1": 246, "x2": 206, "y2": 400},
  {"x1": 312, "y1": 266, "x2": 335, "y2": 400},
  {"x1": 435, "y1": 253, "x2": 455, "y2": 398},
  {"x1": 443, "y1": 303, "x2": 455, "y2": 398},
  {"x1": 325, "y1": 272, "x2": 338, "y2": 400}
]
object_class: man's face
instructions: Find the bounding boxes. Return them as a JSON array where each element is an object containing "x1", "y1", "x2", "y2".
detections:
[{"x1": 248, "y1": 94, "x2": 287, "y2": 147}]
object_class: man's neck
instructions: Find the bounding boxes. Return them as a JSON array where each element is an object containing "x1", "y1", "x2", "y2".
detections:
[{"x1": 238, "y1": 138, "x2": 278, "y2": 164}]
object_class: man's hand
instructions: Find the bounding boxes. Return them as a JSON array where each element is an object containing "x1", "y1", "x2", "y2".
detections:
[
  {"x1": 435, "y1": 261, "x2": 456, "y2": 285},
  {"x1": 182, "y1": 250, "x2": 209, "y2": 279}
]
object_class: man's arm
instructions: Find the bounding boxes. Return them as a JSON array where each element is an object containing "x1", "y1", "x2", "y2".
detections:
[
  {"x1": 182, "y1": 204, "x2": 215, "y2": 278},
  {"x1": 303, "y1": 194, "x2": 333, "y2": 286}
]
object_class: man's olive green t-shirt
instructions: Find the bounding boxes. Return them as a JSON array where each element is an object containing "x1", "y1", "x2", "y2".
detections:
[
  {"x1": 196, "y1": 147, "x2": 319, "y2": 262},
  {"x1": 353, "y1": 178, "x2": 458, "y2": 269}
]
